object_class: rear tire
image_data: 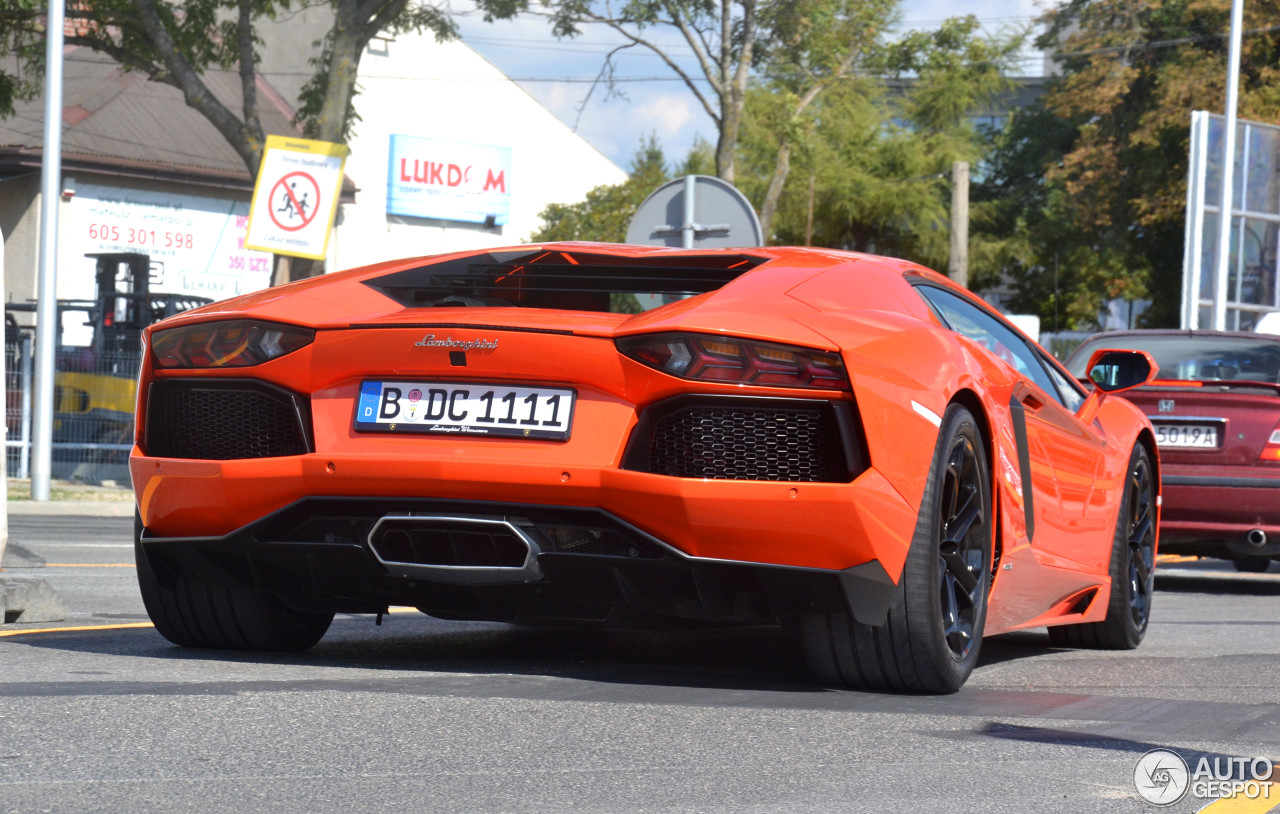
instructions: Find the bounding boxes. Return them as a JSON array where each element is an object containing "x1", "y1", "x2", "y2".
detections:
[
  {"x1": 1047, "y1": 444, "x2": 1155, "y2": 649},
  {"x1": 799, "y1": 403, "x2": 993, "y2": 693},
  {"x1": 135, "y1": 513, "x2": 333, "y2": 651},
  {"x1": 1233, "y1": 556, "x2": 1272, "y2": 573}
]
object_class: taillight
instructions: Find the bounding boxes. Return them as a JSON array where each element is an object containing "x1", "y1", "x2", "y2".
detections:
[
  {"x1": 1261, "y1": 428, "x2": 1280, "y2": 463},
  {"x1": 616, "y1": 332, "x2": 849, "y2": 390},
  {"x1": 151, "y1": 320, "x2": 314, "y2": 369}
]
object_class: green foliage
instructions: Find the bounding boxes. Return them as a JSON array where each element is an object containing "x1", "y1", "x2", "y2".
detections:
[
  {"x1": 974, "y1": 0, "x2": 1280, "y2": 330},
  {"x1": 674, "y1": 136, "x2": 717, "y2": 177},
  {"x1": 0, "y1": 0, "x2": 43, "y2": 117},
  {"x1": 877, "y1": 16, "x2": 1022, "y2": 157},
  {"x1": 737, "y1": 15, "x2": 1023, "y2": 271},
  {"x1": 295, "y1": 1, "x2": 461, "y2": 141}
]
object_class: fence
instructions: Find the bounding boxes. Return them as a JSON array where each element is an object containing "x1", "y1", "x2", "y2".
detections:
[{"x1": 5, "y1": 333, "x2": 138, "y2": 484}]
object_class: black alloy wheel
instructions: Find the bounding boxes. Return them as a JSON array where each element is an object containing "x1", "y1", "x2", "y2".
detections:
[
  {"x1": 937, "y1": 429, "x2": 988, "y2": 663},
  {"x1": 797, "y1": 403, "x2": 992, "y2": 693},
  {"x1": 1122, "y1": 450, "x2": 1156, "y2": 634}
]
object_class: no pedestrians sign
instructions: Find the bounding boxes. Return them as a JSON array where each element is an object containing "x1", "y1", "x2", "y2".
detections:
[{"x1": 245, "y1": 135, "x2": 348, "y2": 260}]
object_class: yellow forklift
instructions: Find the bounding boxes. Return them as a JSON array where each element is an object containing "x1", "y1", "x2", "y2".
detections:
[{"x1": 7, "y1": 253, "x2": 211, "y2": 464}]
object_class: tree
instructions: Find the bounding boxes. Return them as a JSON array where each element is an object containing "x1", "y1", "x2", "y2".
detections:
[
  {"x1": 535, "y1": 0, "x2": 760, "y2": 183},
  {"x1": 750, "y1": 0, "x2": 896, "y2": 236},
  {"x1": 533, "y1": 134, "x2": 672, "y2": 243},
  {"x1": 65, "y1": 0, "x2": 469, "y2": 174},
  {"x1": 535, "y1": 0, "x2": 903, "y2": 185},
  {"x1": 975, "y1": 0, "x2": 1280, "y2": 330},
  {"x1": 3, "y1": 0, "x2": 514, "y2": 280},
  {"x1": 738, "y1": 15, "x2": 1021, "y2": 268},
  {"x1": 0, "y1": 0, "x2": 44, "y2": 117}
]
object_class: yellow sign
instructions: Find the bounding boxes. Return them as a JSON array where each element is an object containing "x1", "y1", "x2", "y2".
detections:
[{"x1": 244, "y1": 135, "x2": 347, "y2": 260}]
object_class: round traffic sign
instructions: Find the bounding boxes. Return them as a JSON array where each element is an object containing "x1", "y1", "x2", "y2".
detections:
[{"x1": 268, "y1": 171, "x2": 321, "y2": 232}]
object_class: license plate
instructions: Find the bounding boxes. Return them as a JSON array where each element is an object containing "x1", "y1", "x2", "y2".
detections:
[
  {"x1": 355, "y1": 381, "x2": 575, "y2": 440},
  {"x1": 1152, "y1": 423, "x2": 1219, "y2": 449}
]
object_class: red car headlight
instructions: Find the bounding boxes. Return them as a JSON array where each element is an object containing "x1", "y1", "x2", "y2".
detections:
[
  {"x1": 151, "y1": 320, "x2": 314, "y2": 369},
  {"x1": 617, "y1": 332, "x2": 849, "y2": 390}
]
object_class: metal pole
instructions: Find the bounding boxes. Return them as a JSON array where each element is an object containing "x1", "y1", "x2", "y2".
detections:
[
  {"x1": 1211, "y1": 0, "x2": 1245, "y2": 331},
  {"x1": 682, "y1": 175, "x2": 696, "y2": 250},
  {"x1": 949, "y1": 161, "x2": 970, "y2": 288},
  {"x1": 1, "y1": 233, "x2": 7, "y2": 565},
  {"x1": 31, "y1": 0, "x2": 67, "y2": 501},
  {"x1": 805, "y1": 175, "x2": 815, "y2": 247},
  {"x1": 1183, "y1": 111, "x2": 1210, "y2": 329},
  {"x1": 19, "y1": 336, "x2": 32, "y2": 480}
]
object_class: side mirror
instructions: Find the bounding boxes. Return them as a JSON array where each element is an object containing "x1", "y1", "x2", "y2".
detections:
[
  {"x1": 1076, "y1": 348, "x2": 1157, "y2": 423},
  {"x1": 1086, "y1": 348, "x2": 1157, "y2": 393}
]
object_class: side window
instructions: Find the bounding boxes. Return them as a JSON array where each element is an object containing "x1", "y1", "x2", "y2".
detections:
[
  {"x1": 1040, "y1": 355, "x2": 1086, "y2": 413},
  {"x1": 915, "y1": 285, "x2": 1067, "y2": 407}
]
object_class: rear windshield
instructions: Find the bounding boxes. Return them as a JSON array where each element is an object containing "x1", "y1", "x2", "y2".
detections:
[
  {"x1": 363, "y1": 248, "x2": 767, "y2": 313},
  {"x1": 1066, "y1": 334, "x2": 1280, "y2": 384}
]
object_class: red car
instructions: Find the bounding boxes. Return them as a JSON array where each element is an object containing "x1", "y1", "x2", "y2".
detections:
[
  {"x1": 131, "y1": 243, "x2": 1159, "y2": 692},
  {"x1": 1066, "y1": 330, "x2": 1280, "y2": 571}
]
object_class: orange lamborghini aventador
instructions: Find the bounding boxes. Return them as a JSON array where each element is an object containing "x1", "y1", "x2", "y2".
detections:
[{"x1": 130, "y1": 243, "x2": 1160, "y2": 693}]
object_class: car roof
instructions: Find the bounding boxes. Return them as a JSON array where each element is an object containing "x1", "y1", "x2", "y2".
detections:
[{"x1": 1080, "y1": 329, "x2": 1280, "y2": 341}]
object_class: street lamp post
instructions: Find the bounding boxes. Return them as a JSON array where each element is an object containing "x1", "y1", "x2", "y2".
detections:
[{"x1": 1210, "y1": 0, "x2": 1245, "y2": 331}]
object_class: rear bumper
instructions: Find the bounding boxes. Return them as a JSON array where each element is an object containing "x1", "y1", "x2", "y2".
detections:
[
  {"x1": 1157, "y1": 471, "x2": 1280, "y2": 557},
  {"x1": 131, "y1": 451, "x2": 919, "y2": 575},
  {"x1": 137, "y1": 496, "x2": 902, "y2": 627}
]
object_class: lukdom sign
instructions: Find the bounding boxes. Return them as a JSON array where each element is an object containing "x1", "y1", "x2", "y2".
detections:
[{"x1": 386, "y1": 135, "x2": 511, "y2": 226}]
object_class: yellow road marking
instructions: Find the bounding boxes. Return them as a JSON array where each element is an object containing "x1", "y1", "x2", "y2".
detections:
[
  {"x1": 1158, "y1": 555, "x2": 1201, "y2": 564},
  {"x1": 0, "y1": 622, "x2": 155, "y2": 637},
  {"x1": 0, "y1": 607, "x2": 421, "y2": 638}
]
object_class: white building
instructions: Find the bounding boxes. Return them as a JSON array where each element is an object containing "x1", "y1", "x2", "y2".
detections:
[{"x1": 331, "y1": 33, "x2": 625, "y2": 269}]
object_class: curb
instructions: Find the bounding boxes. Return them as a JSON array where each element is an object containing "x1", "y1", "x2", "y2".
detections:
[
  {"x1": 0, "y1": 576, "x2": 69, "y2": 623},
  {"x1": 6, "y1": 500, "x2": 134, "y2": 517}
]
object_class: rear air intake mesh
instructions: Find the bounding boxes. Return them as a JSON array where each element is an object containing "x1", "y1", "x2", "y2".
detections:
[
  {"x1": 624, "y1": 398, "x2": 850, "y2": 482},
  {"x1": 146, "y1": 379, "x2": 311, "y2": 460}
]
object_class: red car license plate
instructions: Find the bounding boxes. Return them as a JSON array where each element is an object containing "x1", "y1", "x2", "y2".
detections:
[{"x1": 1152, "y1": 423, "x2": 1219, "y2": 449}]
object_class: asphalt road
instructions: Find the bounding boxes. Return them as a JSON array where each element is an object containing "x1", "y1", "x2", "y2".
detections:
[{"x1": 2, "y1": 514, "x2": 1279, "y2": 813}]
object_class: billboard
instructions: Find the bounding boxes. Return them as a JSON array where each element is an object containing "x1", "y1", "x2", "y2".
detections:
[
  {"x1": 386, "y1": 135, "x2": 511, "y2": 225},
  {"x1": 65, "y1": 183, "x2": 273, "y2": 304}
]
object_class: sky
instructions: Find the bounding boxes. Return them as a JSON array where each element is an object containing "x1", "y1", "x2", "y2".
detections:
[{"x1": 454, "y1": 0, "x2": 1049, "y2": 171}]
